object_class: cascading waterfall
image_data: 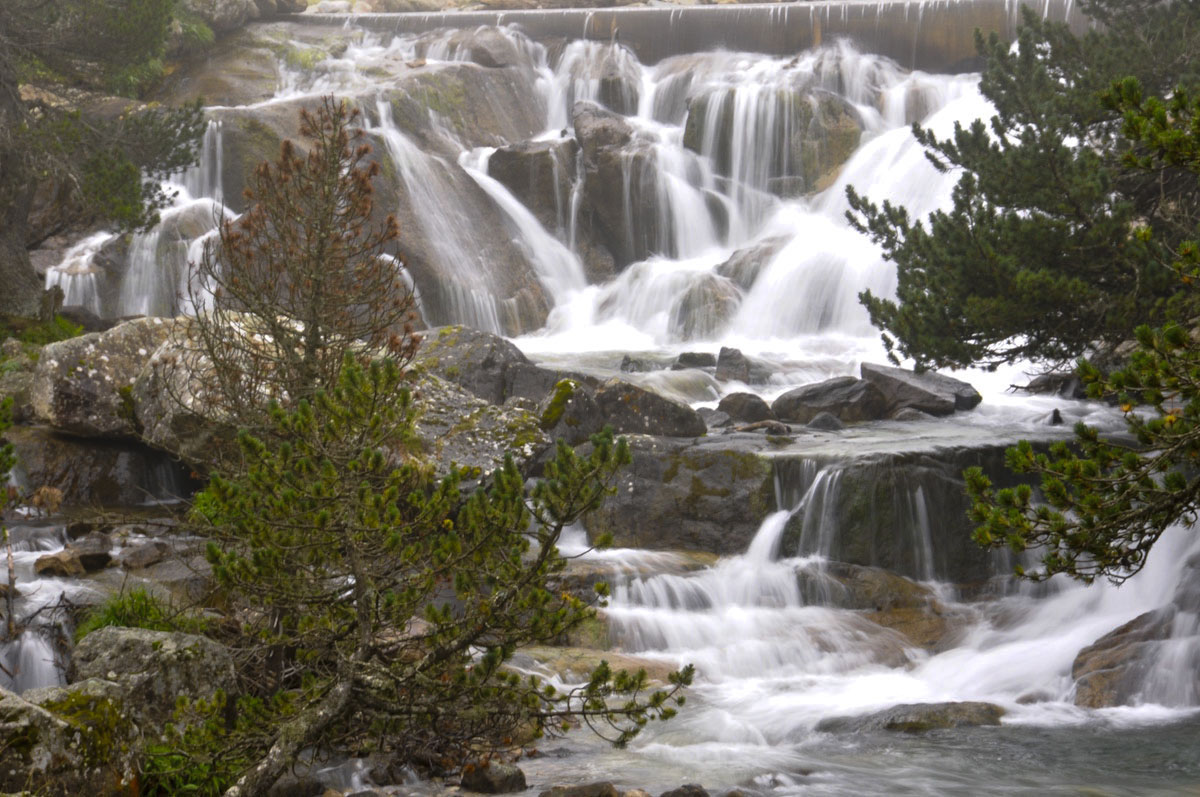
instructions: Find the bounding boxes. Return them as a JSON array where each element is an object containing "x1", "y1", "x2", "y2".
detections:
[{"x1": 29, "y1": 12, "x2": 1200, "y2": 788}]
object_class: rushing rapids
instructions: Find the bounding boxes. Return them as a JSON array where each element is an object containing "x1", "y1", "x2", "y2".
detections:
[{"x1": 28, "y1": 3, "x2": 1200, "y2": 793}]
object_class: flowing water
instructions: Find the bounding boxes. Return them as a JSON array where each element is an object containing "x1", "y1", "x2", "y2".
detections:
[{"x1": 35, "y1": 5, "x2": 1200, "y2": 792}]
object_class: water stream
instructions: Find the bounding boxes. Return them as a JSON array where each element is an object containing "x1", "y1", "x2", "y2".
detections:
[{"x1": 31, "y1": 6, "x2": 1200, "y2": 791}]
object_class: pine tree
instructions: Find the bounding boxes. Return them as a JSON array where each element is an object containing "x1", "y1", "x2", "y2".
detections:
[
  {"x1": 177, "y1": 358, "x2": 690, "y2": 796},
  {"x1": 967, "y1": 81, "x2": 1200, "y2": 583},
  {"x1": 848, "y1": 0, "x2": 1200, "y2": 371}
]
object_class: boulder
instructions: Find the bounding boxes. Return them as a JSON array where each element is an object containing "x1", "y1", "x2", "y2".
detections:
[
  {"x1": 407, "y1": 373, "x2": 551, "y2": 477},
  {"x1": 34, "y1": 549, "x2": 86, "y2": 577},
  {"x1": 583, "y1": 436, "x2": 775, "y2": 554},
  {"x1": 806, "y1": 411, "x2": 845, "y2": 431},
  {"x1": 660, "y1": 787, "x2": 709, "y2": 797},
  {"x1": 595, "y1": 379, "x2": 707, "y2": 438},
  {"x1": 816, "y1": 701, "x2": 1005, "y2": 733},
  {"x1": 69, "y1": 532, "x2": 113, "y2": 572},
  {"x1": 540, "y1": 783, "x2": 620, "y2": 797},
  {"x1": 488, "y1": 138, "x2": 578, "y2": 235},
  {"x1": 1071, "y1": 608, "x2": 1176, "y2": 708},
  {"x1": 772, "y1": 377, "x2": 888, "y2": 424},
  {"x1": 714, "y1": 236, "x2": 790, "y2": 291},
  {"x1": 717, "y1": 392, "x2": 774, "y2": 423},
  {"x1": 153, "y1": 26, "x2": 281, "y2": 106},
  {"x1": 697, "y1": 407, "x2": 731, "y2": 429},
  {"x1": 672, "y1": 352, "x2": 717, "y2": 370},
  {"x1": 684, "y1": 90, "x2": 860, "y2": 196},
  {"x1": 668, "y1": 275, "x2": 740, "y2": 341},
  {"x1": 1020, "y1": 372, "x2": 1087, "y2": 400},
  {"x1": 572, "y1": 102, "x2": 664, "y2": 269},
  {"x1": 30, "y1": 317, "x2": 177, "y2": 438},
  {"x1": 778, "y1": 446, "x2": 1016, "y2": 584},
  {"x1": 119, "y1": 539, "x2": 171, "y2": 570},
  {"x1": 72, "y1": 627, "x2": 237, "y2": 726},
  {"x1": 414, "y1": 325, "x2": 561, "y2": 405},
  {"x1": 0, "y1": 680, "x2": 138, "y2": 794},
  {"x1": 860, "y1": 362, "x2": 982, "y2": 416},
  {"x1": 180, "y1": 0, "x2": 259, "y2": 34},
  {"x1": 462, "y1": 762, "x2": 528, "y2": 794},
  {"x1": 714, "y1": 347, "x2": 773, "y2": 384},
  {"x1": 538, "y1": 379, "x2": 605, "y2": 446},
  {"x1": 3, "y1": 426, "x2": 189, "y2": 507}
]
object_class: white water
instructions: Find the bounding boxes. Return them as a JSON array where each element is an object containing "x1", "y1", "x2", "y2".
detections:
[{"x1": 35, "y1": 18, "x2": 1200, "y2": 785}]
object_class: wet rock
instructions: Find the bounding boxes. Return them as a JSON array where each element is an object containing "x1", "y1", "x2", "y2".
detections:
[
  {"x1": 583, "y1": 436, "x2": 775, "y2": 554},
  {"x1": 538, "y1": 379, "x2": 605, "y2": 446},
  {"x1": 1019, "y1": 372, "x2": 1087, "y2": 400},
  {"x1": 660, "y1": 786, "x2": 709, "y2": 797},
  {"x1": 816, "y1": 701, "x2": 1005, "y2": 733},
  {"x1": 488, "y1": 138, "x2": 578, "y2": 235},
  {"x1": 797, "y1": 562, "x2": 935, "y2": 612},
  {"x1": 717, "y1": 392, "x2": 774, "y2": 423},
  {"x1": 0, "y1": 679, "x2": 138, "y2": 794},
  {"x1": 777, "y1": 446, "x2": 1017, "y2": 584},
  {"x1": 540, "y1": 782, "x2": 621, "y2": 797},
  {"x1": 154, "y1": 26, "x2": 281, "y2": 106},
  {"x1": 668, "y1": 275, "x2": 741, "y2": 341},
  {"x1": 683, "y1": 90, "x2": 860, "y2": 195},
  {"x1": 736, "y1": 419, "x2": 791, "y2": 435},
  {"x1": 697, "y1": 407, "x2": 731, "y2": 428},
  {"x1": 620, "y1": 354, "x2": 658, "y2": 373},
  {"x1": 714, "y1": 236, "x2": 790, "y2": 291},
  {"x1": 714, "y1": 347, "x2": 774, "y2": 384},
  {"x1": 180, "y1": 0, "x2": 259, "y2": 34},
  {"x1": 462, "y1": 762, "x2": 528, "y2": 793},
  {"x1": 120, "y1": 539, "x2": 170, "y2": 570},
  {"x1": 30, "y1": 317, "x2": 177, "y2": 438},
  {"x1": 889, "y1": 407, "x2": 932, "y2": 422},
  {"x1": 69, "y1": 532, "x2": 113, "y2": 572},
  {"x1": 414, "y1": 325, "x2": 548, "y2": 405},
  {"x1": 806, "y1": 411, "x2": 845, "y2": 431},
  {"x1": 860, "y1": 362, "x2": 982, "y2": 416},
  {"x1": 595, "y1": 379, "x2": 707, "y2": 438},
  {"x1": 72, "y1": 627, "x2": 237, "y2": 726},
  {"x1": 1071, "y1": 608, "x2": 1176, "y2": 708},
  {"x1": 267, "y1": 776, "x2": 327, "y2": 797},
  {"x1": 572, "y1": 102, "x2": 663, "y2": 269},
  {"x1": 772, "y1": 377, "x2": 888, "y2": 424},
  {"x1": 34, "y1": 549, "x2": 86, "y2": 577},
  {"x1": 673, "y1": 352, "x2": 717, "y2": 370}
]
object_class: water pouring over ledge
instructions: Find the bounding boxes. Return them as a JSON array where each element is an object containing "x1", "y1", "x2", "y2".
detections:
[{"x1": 34, "y1": 5, "x2": 1200, "y2": 791}]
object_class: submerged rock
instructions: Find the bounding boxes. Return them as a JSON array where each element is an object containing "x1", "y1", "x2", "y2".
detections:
[
  {"x1": 816, "y1": 701, "x2": 1005, "y2": 733},
  {"x1": 1071, "y1": 608, "x2": 1175, "y2": 708},
  {"x1": 713, "y1": 236, "x2": 790, "y2": 292},
  {"x1": 714, "y1": 347, "x2": 774, "y2": 384}
]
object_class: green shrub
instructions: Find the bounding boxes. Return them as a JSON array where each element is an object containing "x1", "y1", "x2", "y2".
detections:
[{"x1": 74, "y1": 587, "x2": 209, "y2": 642}]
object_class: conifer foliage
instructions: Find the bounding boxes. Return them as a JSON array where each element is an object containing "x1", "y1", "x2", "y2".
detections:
[
  {"x1": 185, "y1": 358, "x2": 690, "y2": 796},
  {"x1": 967, "y1": 82, "x2": 1200, "y2": 583},
  {"x1": 186, "y1": 97, "x2": 420, "y2": 446},
  {"x1": 849, "y1": 0, "x2": 1200, "y2": 371}
]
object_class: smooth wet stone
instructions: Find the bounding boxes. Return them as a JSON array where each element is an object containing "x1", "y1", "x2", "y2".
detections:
[
  {"x1": 861, "y1": 362, "x2": 981, "y2": 415},
  {"x1": 772, "y1": 377, "x2": 888, "y2": 424},
  {"x1": 461, "y1": 762, "x2": 528, "y2": 793},
  {"x1": 816, "y1": 701, "x2": 1005, "y2": 733},
  {"x1": 717, "y1": 392, "x2": 774, "y2": 423}
]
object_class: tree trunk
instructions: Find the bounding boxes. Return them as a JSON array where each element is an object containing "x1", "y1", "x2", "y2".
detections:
[{"x1": 221, "y1": 678, "x2": 353, "y2": 797}]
